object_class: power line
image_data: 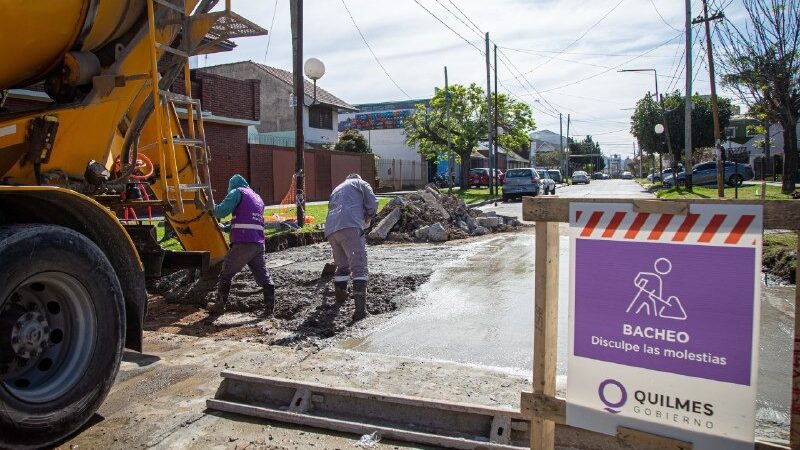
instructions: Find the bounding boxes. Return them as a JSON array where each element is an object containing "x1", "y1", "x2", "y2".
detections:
[
  {"x1": 445, "y1": 0, "x2": 484, "y2": 36},
  {"x1": 262, "y1": 0, "x2": 279, "y2": 63},
  {"x1": 537, "y1": 33, "x2": 683, "y2": 93},
  {"x1": 341, "y1": 0, "x2": 412, "y2": 99},
  {"x1": 501, "y1": 47, "x2": 677, "y2": 58},
  {"x1": 649, "y1": 0, "x2": 682, "y2": 32},
  {"x1": 412, "y1": 0, "x2": 485, "y2": 56},
  {"x1": 433, "y1": 0, "x2": 483, "y2": 40},
  {"x1": 518, "y1": 0, "x2": 626, "y2": 76}
]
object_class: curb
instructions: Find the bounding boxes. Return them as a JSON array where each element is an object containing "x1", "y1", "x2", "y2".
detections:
[{"x1": 469, "y1": 198, "x2": 502, "y2": 208}]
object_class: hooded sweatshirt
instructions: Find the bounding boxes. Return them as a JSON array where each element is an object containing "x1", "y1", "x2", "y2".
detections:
[{"x1": 214, "y1": 174, "x2": 265, "y2": 244}]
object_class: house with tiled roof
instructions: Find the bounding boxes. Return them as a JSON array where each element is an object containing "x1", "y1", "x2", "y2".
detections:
[{"x1": 201, "y1": 60, "x2": 357, "y2": 146}]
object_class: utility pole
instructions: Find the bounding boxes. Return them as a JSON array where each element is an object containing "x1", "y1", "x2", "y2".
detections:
[
  {"x1": 494, "y1": 44, "x2": 500, "y2": 191},
  {"x1": 559, "y1": 113, "x2": 564, "y2": 179},
  {"x1": 684, "y1": 0, "x2": 693, "y2": 189},
  {"x1": 566, "y1": 114, "x2": 571, "y2": 177},
  {"x1": 762, "y1": 119, "x2": 770, "y2": 199},
  {"x1": 635, "y1": 142, "x2": 642, "y2": 178},
  {"x1": 290, "y1": 0, "x2": 305, "y2": 226},
  {"x1": 485, "y1": 32, "x2": 494, "y2": 196},
  {"x1": 445, "y1": 66, "x2": 453, "y2": 194},
  {"x1": 693, "y1": 0, "x2": 725, "y2": 197}
]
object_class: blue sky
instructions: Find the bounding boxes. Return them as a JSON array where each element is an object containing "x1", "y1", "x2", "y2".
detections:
[{"x1": 201, "y1": 0, "x2": 746, "y2": 158}]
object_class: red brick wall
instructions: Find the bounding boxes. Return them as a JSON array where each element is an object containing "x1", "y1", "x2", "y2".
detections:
[
  {"x1": 205, "y1": 122, "x2": 250, "y2": 199},
  {"x1": 172, "y1": 70, "x2": 259, "y2": 121},
  {"x1": 246, "y1": 144, "x2": 376, "y2": 203}
]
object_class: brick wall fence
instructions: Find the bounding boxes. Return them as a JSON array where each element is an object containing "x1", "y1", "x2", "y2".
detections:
[
  {"x1": 247, "y1": 144, "x2": 376, "y2": 205},
  {"x1": 203, "y1": 128, "x2": 376, "y2": 205}
]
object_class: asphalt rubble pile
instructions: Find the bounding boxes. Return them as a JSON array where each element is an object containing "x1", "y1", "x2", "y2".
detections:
[{"x1": 368, "y1": 185, "x2": 521, "y2": 243}]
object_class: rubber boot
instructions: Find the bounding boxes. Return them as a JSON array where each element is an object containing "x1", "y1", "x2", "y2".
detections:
[
  {"x1": 352, "y1": 280, "x2": 367, "y2": 322},
  {"x1": 334, "y1": 281, "x2": 348, "y2": 304},
  {"x1": 263, "y1": 284, "x2": 275, "y2": 317},
  {"x1": 207, "y1": 282, "x2": 230, "y2": 314}
]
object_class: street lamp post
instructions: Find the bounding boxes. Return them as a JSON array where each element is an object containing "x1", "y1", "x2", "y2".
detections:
[{"x1": 619, "y1": 68, "x2": 678, "y2": 186}]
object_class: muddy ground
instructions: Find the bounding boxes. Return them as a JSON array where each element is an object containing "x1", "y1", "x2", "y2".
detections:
[{"x1": 145, "y1": 236, "x2": 488, "y2": 349}]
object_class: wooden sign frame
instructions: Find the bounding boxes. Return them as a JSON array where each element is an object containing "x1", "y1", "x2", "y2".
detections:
[{"x1": 521, "y1": 196, "x2": 799, "y2": 450}]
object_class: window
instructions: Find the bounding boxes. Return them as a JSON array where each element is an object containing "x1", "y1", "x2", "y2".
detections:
[
  {"x1": 507, "y1": 169, "x2": 533, "y2": 178},
  {"x1": 308, "y1": 105, "x2": 333, "y2": 130},
  {"x1": 724, "y1": 127, "x2": 736, "y2": 139}
]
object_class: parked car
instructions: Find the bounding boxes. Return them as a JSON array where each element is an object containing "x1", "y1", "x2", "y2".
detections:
[
  {"x1": 592, "y1": 172, "x2": 604, "y2": 180},
  {"x1": 621, "y1": 171, "x2": 633, "y2": 180},
  {"x1": 469, "y1": 168, "x2": 504, "y2": 188},
  {"x1": 546, "y1": 169, "x2": 563, "y2": 184},
  {"x1": 663, "y1": 161, "x2": 755, "y2": 187},
  {"x1": 538, "y1": 169, "x2": 556, "y2": 195},
  {"x1": 602, "y1": 173, "x2": 610, "y2": 179},
  {"x1": 646, "y1": 165, "x2": 683, "y2": 183},
  {"x1": 502, "y1": 167, "x2": 541, "y2": 201},
  {"x1": 572, "y1": 171, "x2": 590, "y2": 184}
]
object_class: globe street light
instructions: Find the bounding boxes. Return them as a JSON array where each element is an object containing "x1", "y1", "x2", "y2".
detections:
[{"x1": 302, "y1": 57, "x2": 325, "y2": 106}]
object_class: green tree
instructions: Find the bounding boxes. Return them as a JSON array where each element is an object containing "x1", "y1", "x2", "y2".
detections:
[
  {"x1": 717, "y1": 0, "x2": 800, "y2": 193},
  {"x1": 404, "y1": 83, "x2": 536, "y2": 187},
  {"x1": 534, "y1": 150, "x2": 563, "y2": 168},
  {"x1": 568, "y1": 135, "x2": 605, "y2": 172},
  {"x1": 334, "y1": 129, "x2": 371, "y2": 153},
  {"x1": 629, "y1": 91, "x2": 733, "y2": 171}
]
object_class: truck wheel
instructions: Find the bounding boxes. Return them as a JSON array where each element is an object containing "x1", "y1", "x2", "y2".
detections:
[{"x1": 0, "y1": 225, "x2": 125, "y2": 449}]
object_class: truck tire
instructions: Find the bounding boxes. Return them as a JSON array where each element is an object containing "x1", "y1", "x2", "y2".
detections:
[{"x1": 0, "y1": 224, "x2": 125, "y2": 449}]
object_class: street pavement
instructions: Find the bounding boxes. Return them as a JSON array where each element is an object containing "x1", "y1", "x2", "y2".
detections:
[{"x1": 479, "y1": 178, "x2": 654, "y2": 221}]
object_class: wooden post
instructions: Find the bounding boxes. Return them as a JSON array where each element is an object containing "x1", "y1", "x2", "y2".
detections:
[
  {"x1": 531, "y1": 220, "x2": 559, "y2": 450},
  {"x1": 791, "y1": 231, "x2": 800, "y2": 449}
]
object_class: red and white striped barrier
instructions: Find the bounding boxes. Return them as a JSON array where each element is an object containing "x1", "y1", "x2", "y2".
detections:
[{"x1": 570, "y1": 203, "x2": 762, "y2": 247}]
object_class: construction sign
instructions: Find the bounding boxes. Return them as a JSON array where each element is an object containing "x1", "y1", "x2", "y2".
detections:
[{"x1": 566, "y1": 202, "x2": 762, "y2": 449}]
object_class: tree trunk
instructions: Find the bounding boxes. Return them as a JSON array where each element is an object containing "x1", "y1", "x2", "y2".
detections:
[
  {"x1": 459, "y1": 149, "x2": 471, "y2": 188},
  {"x1": 782, "y1": 118, "x2": 798, "y2": 194}
]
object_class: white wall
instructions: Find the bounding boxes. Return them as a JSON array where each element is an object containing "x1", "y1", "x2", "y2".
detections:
[
  {"x1": 357, "y1": 128, "x2": 421, "y2": 162},
  {"x1": 302, "y1": 107, "x2": 339, "y2": 145}
]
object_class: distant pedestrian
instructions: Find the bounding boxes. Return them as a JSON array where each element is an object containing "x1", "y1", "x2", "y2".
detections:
[
  {"x1": 207, "y1": 174, "x2": 275, "y2": 315},
  {"x1": 325, "y1": 174, "x2": 378, "y2": 321}
]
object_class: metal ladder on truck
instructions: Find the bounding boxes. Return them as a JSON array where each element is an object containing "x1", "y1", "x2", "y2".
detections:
[
  {"x1": 142, "y1": 0, "x2": 266, "y2": 214},
  {"x1": 143, "y1": 0, "x2": 215, "y2": 214}
]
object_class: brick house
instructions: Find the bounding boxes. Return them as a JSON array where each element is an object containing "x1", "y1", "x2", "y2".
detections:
[{"x1": 199, "y1": 61, "x2": 357, "y2": 146}]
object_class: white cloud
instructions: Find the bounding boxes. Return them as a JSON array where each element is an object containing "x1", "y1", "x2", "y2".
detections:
[{"x1": 202, "y1": 0, "x2": 746, "y2": 158}]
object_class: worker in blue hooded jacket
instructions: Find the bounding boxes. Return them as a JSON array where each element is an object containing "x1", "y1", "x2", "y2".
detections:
[{"x1": 206, "y1": 174, "x2": 275, "y2": 315}]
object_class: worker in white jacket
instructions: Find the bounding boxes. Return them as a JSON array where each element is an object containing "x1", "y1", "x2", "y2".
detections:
[{"x1": 324, "y1": 174, "x2": 378, "y2": 321}]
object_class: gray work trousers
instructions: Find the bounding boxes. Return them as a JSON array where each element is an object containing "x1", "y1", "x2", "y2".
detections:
[
  {"x1": 328, "y1": 227, "x2": 368, "y2": 282},
  {"x1": 219, "y1": 242, "x2": 274, "y2": 290}
]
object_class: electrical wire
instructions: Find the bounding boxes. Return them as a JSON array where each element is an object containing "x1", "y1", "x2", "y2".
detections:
[
  {"x1": 412, "y1": 0, "x2": 485, "y2": 56},
  {"x1": 517, "y1": 0, "x2": 627, "y2": 76},
  {"x1": 501, "y1": 47, "x2": 677, "y2": 58},
  {"x1": 649, "y1": 0, "x2": 682, "y2": 32},
  {"x1": 341, "y1": 0, "x2": 412, "y2": 99},
  {"x1": 537, "y1": 33, "x2": 684, "y2": 93},
  {"x1": 262, "y1": 0, "x2": 279, "y2": 64}
]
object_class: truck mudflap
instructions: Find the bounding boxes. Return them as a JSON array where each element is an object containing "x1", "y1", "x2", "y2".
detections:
[{"x1": 0, "y1": 186, "x2": 146, "y2": 351}]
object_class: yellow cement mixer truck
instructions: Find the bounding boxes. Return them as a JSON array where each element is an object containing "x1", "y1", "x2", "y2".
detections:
[{"x1": 0, "y1": 1, "x2": 265, "y2": 446}]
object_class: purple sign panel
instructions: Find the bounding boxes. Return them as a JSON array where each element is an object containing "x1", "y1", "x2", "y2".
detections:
[{"x1": 573, "y1": 238, "x2": 755, "y2": 386}]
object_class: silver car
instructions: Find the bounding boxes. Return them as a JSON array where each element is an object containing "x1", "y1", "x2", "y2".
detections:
[
  {"x1": 663, "y1": 161, "x2": 755, "y2": 187},
  {"x1": 572, "y1": 171, "x2": 590, "y2": 184},
  {"x1": 502, "y1": 168, "x2": 553, "y2": 201}
]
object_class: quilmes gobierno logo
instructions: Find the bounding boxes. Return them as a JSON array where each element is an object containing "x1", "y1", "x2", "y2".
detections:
[{"x1": 598, "y1": 379, "x2": 627, "y2": 414}]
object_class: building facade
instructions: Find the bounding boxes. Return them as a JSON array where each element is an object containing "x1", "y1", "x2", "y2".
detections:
[
  {"x1": 339, "y1": 99, "x2": 431, "y2": 190},
  {"x1": 201, "y1": 61, "x2": 357, "y2": 146}
]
